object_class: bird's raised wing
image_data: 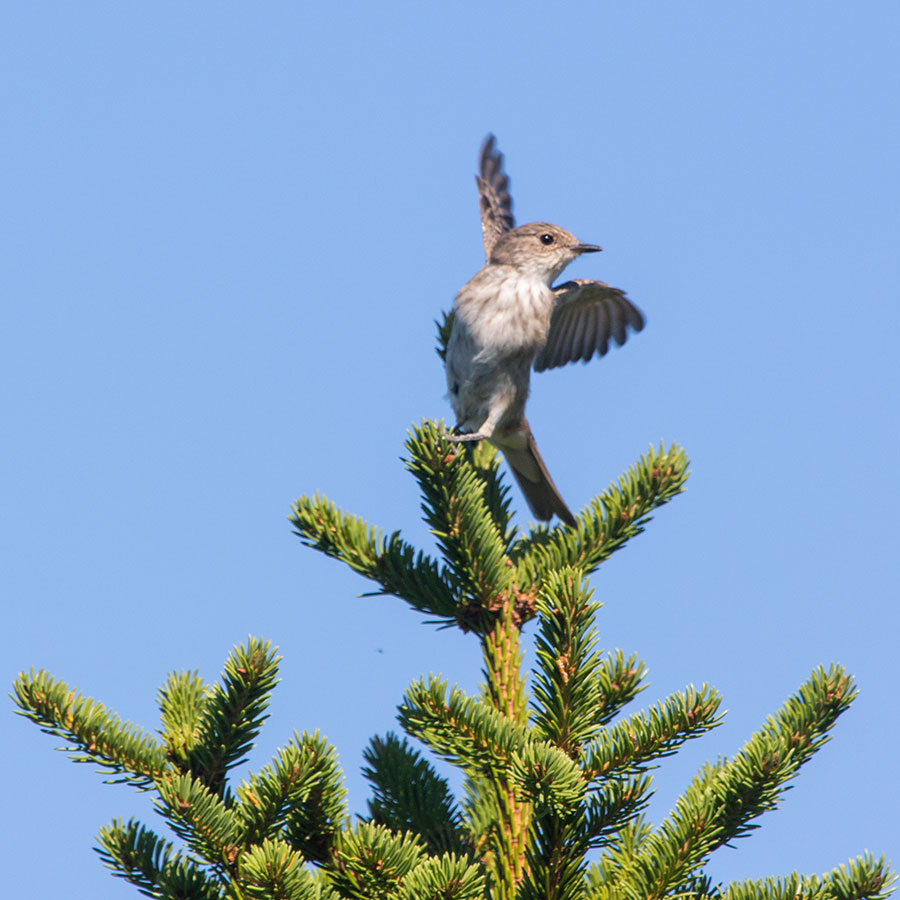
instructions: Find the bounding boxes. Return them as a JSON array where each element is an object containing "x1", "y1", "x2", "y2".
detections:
[
  {"x1": 477, "y1": 134, "x2": 514, "y2": 259},
  {"x1": 534, "y1": 279, "x2": 645, "y2": 372}
]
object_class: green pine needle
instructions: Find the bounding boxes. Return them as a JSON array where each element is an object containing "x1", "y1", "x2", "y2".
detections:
[
  {"x1": 12, "y1": 668, "x2": 168, "y2": 788},
  {"x1": 512, "y1": 442, "x2": 690, "y2": 590},
  {"x1": 363, "y1": 732, "x2": 468, "y2": 856},
  {"x1": 96, "y1": 818, "x2": 224, "y2": 899}
]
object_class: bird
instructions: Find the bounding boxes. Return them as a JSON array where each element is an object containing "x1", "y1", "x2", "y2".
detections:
[{"x1": 444, "y1": 135, "x2": 645, "y2": 527}]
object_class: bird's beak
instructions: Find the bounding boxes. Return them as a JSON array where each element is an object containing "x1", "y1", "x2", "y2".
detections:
[{"x1": 573, "y1": 243, "x2": 602, "y2": 254}]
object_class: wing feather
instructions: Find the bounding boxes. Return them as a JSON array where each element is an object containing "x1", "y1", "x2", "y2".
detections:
[
  {"x1": 560, "y1": 302, "x2": 579, "y2": 362},
  {"x1": 571, "y1": 305, "x2": 592, "y2": 363},
  {"x1": 595, "y1": 301, "x2": 611, "y2": 357},
  {"x1": 576, "y1": 303, "x2": 597, "y2": 363},
  {"x1": 477, "y1": 135, "x2": 514, "y2": 259},
  {"x1": 608, "y1": 293, "x2": 626, "y2": 346},
  {"x1": 548, "y1": 298, "x2": 576, "y2": 365},
  {"x1": 534, "y1": 279, "x2": 645, "y2": 372}
]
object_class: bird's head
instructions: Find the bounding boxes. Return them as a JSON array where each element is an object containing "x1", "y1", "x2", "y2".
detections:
[{"x1": 488, "y1": 222, "x2": 601, "y2": 283}]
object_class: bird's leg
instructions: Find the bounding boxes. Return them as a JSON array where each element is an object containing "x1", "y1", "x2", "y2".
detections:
[
  {"x1": 449, "y1": 431, "x2": 485, "y2": 443},
  {"x1": 448, "y1": 413, "x2": 498, "y2": 444}
]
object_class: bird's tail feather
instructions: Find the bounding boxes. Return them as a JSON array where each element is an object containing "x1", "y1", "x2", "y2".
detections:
[{"x1": 495, "y1": 423, "x2": 577, "y2": 527}]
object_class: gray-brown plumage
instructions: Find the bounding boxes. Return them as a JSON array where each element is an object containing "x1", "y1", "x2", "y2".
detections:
[
  {"x1": 445, "y1": 136, "x2": 644, "y2": 526},
  {"x1": 477, "y1": 135, "x2": 515, "y2": 257}
]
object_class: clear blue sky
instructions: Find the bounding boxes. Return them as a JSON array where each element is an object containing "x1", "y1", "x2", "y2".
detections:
[{"x1": 4, "y1": 4, "x2": 898, "y2": 896}]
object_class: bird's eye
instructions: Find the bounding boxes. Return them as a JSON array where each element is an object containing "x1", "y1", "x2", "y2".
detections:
[{"x1": 540, "y1": 233, "x2": 555, "y2": 245}]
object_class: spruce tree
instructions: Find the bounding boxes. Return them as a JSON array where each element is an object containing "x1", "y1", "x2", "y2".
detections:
[{"x1": 12, "y1": 339, "x2": 895, "y2": 899}]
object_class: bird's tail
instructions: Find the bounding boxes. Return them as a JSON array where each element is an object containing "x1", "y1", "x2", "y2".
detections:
[{"x1": 494, "y1": 421, "x2": 577, "y2": 527}]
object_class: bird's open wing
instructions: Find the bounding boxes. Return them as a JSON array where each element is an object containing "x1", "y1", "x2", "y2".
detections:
[
  {"x1": 477, "y1": 134, "x2": 514, "y2": 259},
  {"x1": 534, "y1": 279, "x2": 645, "y2": 372}
]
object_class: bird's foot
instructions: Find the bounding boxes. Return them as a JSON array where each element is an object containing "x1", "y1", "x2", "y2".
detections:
[{"x1": 448, "y1": 431, "x2": 486, "y2": 443}]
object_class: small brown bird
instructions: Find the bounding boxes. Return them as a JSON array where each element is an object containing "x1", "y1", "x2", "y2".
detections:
[{"x1": 445, "y1": 136, "x2": 644, "y2": 526}]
